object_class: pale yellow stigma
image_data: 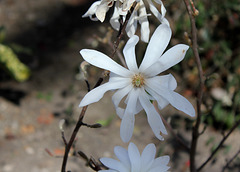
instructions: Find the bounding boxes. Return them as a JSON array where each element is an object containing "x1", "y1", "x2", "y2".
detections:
[{"x1": 132, "y1": 74, "x2": 145, "y2": 88}]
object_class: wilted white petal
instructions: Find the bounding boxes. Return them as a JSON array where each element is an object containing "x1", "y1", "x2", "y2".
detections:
[
  {"x1": 123, "y1": 35, "x2": 139, "y2": 72},
  {"x1": 128, "y1": 142, "x2": 141, "y2": 171},
  {"x1": 100, "y1": 157, "x2": 128, "y2": 172},
  {"x1": 139, "y1": 90, "x2": 167, "y2": 140},
  {"x1": 96, "y1": 0, "x2": 110, "y2": 22},
  {"x1": 114, "y1": 146, "x2": 131, "y2": 169},
  {"x1": 110, "y1": 1, "x2": 120, "y2": 30},
  {"x1": 125, "y1": 11, "x2": 138, "y2": 38},
  {"x1": 82, "y1": 1, "x2": 101, "y2": 21},
  {"x1": 79, "y1": 79, "x2": 130, "y2": 107},
  {"x1": 120, "y1": 89, "x2": 139, "y2": 142},
  {"x1": 144, "y1": 44, "x2": 189, "y2": 76},
  {"x1": 140, "y1": 143, "x2": 156, "y2": 171},
  {"x1": 80, "y1": 49, "x2": 133, "y2": 77},
  {"x1": 139, "y1": 24, "x2": 171, "y2": 72},
  {"x1": 112, "y1": 85, "x2": 133, "y2": 118},
  {"x1": 146, "y1": 78, "x2": 195, "y2": 117}
]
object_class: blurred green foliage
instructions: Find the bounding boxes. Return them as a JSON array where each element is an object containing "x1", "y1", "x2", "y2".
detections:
[
  {"x1": 0, "y1": 26, "x2": 31, "y2": 82},
  {"x1": 167, "y1": 0, "x2": 240, "y2": 130}
]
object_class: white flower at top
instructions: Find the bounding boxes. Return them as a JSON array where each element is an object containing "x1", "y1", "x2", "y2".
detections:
[
  {"x1": 99, "y1": 142, "x2": 170, "y2": 172},
  {"x1": 79, "y1": 24, "x2": 195, "y2": 143},
  {"x1": 82, "y1": 0, "x2": 168, "y2": 42}
]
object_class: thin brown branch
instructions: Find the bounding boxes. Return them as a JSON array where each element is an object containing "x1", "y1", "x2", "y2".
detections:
[
  {"x1": 183, "y1": 0, "x2": 204, "y2": 172},
  {"x1": 222, "y1": 148, "x2": 240, "y2": 172},
  {"x1": 61, "y1": 2, "x2": 138, "y2": 171},
  {"x1": 197, "y1": 119, "x2": 240, "y2": 171}
]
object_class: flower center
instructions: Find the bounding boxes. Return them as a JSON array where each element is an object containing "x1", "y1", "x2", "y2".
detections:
[{"x1": 132, "y1": 73, "x2": 145, "y2": 88}]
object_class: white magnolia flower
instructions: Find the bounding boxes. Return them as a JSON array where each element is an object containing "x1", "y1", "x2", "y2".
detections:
[
  {"x1": 82, "y1": 0, "x2": 168, "y2": 42},
  {"x1": 99, "y1": 142, "x2": 170, "y2": 172},
  {"x1": 79, "y1": 24, "x2": 195, "y2": 142}
]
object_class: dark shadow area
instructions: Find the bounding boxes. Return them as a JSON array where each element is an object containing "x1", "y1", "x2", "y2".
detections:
[{"x1": 0, "y1": 88, "x2": 26, "y2": 105}]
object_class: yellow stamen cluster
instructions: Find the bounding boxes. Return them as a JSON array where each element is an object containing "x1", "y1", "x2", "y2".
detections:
[{"x1": 132, "y1": 73, "x2": 145, "y2": 88}]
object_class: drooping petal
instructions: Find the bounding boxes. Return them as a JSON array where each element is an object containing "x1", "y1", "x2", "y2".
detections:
[
  {"x1": 79, "y1": 78, "x2": 130, "y2": 107},
  {"x1": 147, "y1": 0, "x2": 169, "y2": 26},
  {"x1": 138, "y1": 0, "x2": 150, "y2": 42},
  {"x1": 140, "y1": 143, "x2": 156, "y2": 171},
  {"x1": 139, "y1": 24, "x2": 171, "y2": 72},
  {"x1": 146, "y1": 78, "x2": 195, "y2": 117},
  {"x1": 125, "y1": 10, "x2": 138, "y2": 38},
  {"x1": 112, "y1": 85, "x2": 133, "y2": 118},
  {"x1": 100, "y1": 158, "x2": 128, "y2": 172},
  {"x1": 82, "y1": 1, "x2": 101, "y2": 21},
  {"x1": 123, "y1": 35, "x2": 139, "y2": 72},
  {"x1": 120, "y1": 89, "x2": 139, "y2": 142},
  {"x1": 80, "y1": 49, "x2": 132, "y2": 77},
  {"x1": 110, "y1": 1, "x2": 120, "y2": 31},
  {"x1": 114, "y1": 146, "x2": 131, "y2": 169},
  {"x1": 139, "y1": 89, "x2": 167, "y2": 140},
  {"x1": 144, "y1": 44, "x2": 189, "y2": 76},
  {"x1": 96, "y1": 0, "x2": 110, "y2": 22},
  {"x1": 128, "y1": 142, "x2": 141, "y2": 172}
]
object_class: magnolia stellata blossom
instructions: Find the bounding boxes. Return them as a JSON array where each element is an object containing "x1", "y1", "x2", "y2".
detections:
[
  {"x1": 99, "y1": 142, "x2": 170, "y2": 172},
  {"x1": 79, "y1": 24, "x2": 195, "y2": 142},
  {"x1": 82, "y1": 0, "x2": 168, "y2": 42}
]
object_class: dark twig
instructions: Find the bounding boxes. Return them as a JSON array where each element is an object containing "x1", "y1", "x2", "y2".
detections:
[
  {"x1": 61, "y1": 2, "x2": 138, "y2": 171},
  {"x1": 78, "y1": 151, "x2": 103, "y2": 171},
  {"x1": 197, "y1": 119, "x2": 240, "y2": 171},
  {"x1": 183, "y1": 1, "x2": 204, "y2": 172},
  {"x1": 222, "y1": 148, "x2": 240, "y2": 172}
]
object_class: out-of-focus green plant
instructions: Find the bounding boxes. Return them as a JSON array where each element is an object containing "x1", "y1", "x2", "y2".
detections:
[
  {"x1": 0, "y1": 26, "x2": 31, "y2": 82},
  {"x1": 0, "y1": 44, "x2": 31, "y2": 82}
]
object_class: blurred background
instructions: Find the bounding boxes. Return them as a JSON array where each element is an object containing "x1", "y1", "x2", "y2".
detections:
[{"x1": 0, "y1": 0, "x2": 239, "y2": 171}]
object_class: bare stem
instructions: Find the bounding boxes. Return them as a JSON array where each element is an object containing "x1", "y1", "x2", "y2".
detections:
[
  {"x1": 183, "y1": 0, "x2": 204, "y2": 172},
  {"x1": 60, "y1": 2, "x2": 138, "y2": 171},
  {"x1": 197, "y1": 119, "x2": 240, "y2": 171}
]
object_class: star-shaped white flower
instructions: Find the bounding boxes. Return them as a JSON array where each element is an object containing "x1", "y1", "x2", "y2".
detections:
[
  {"x1": 79, "y1": 24, "x2": 195, "y2": 142},
  {"x1": 99, "y1": 142, "x2": 170, "y2": 172},
  {"x1": 82, "y1": 0, "x2": 168, "y2": 42}
]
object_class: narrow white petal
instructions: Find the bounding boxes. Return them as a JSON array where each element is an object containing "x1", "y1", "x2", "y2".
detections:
[
  {"x1": 145, "y1": 74, "x2": 177, "y2": 90},
  {"x1": 139, "y1": 24, "x2": 171, "y2": 72},
  {"x1": 154, "y1": 0, "x2": 167, "y2": 17},
  {"x1": 149, "y1": 156, "x2": 170, "y2": 172},
  {"x1": 120, "y1": 89, "x2": 139, "y2": 142},
  {"x1": 145, "y1": 86, "x2": 169, "y2": 110},
  {"x1": 128, "y1": 142, "x2": 141, "y2": 172},
  {"x1": 138, "y1": 1, "x2": 150, "y2": 42},
  {"x1": 147, "y1": 0, "x2": 169, "y2": 25},
  {"x1": 100, "y1": 158, "x2": 128, "y2": 172},
  {"x1": 80, "y1": 49, "x2": 132, "y2": 77},
  {"x1": 140, "y1": 143, "x2": 156, "y2": 171},
  {"x1": 144, "y1": 44, "x2": 189, "y2": 76},
  {"x1": 82, "y1": 1, "x2": 101, "y2": 21},
  {"x1": 146, "y1": 78, "x2": 195, "y2": 117},
  {"x1": 112, "y1": 85, "x2": 133, "y2": 118},
  {"x1": 114, "y1": 146, "x2": 131, "y2": 169},
  {"x1": 123, "y1": 35, "x2": 139, "y2": 72},
  {"x1": 79, "y1": 79, "x2": 130, "y2": 107},
  {"x1": 139, "y1": 91, "x2": 167, "y2": 140},
  {"x1": 125, "y1": 11, "x2": 138, "y2": 38},
  {"x1": 110, "y1": 1, "x2": 120, "y2": 31},
  {"x1": 96, "y1": 0, "x2": 110, "y2": 22}
]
